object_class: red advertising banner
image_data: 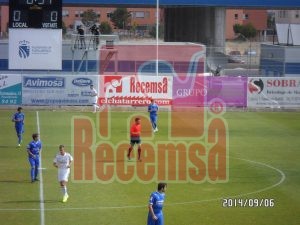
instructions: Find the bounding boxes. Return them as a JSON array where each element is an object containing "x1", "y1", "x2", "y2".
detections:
[{"x1": 99, "y1": 75, "x2": 173, "y2": 106}]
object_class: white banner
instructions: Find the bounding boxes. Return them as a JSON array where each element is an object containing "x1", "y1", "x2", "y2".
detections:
[
  {"x1": 247, "y1": 77, "x2": 300, "y2": 108},
  {"x1": 22, "y1": 75, "x2": 99, "y2": 105},
  {"x1": 99, "y1": 75, "x2": 173, "y2": 105},
  {"x1": 9, "y1": 29, "x2": 62, "y2": 70}
]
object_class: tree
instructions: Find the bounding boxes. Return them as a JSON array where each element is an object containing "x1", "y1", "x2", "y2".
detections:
[
  {"x1": 241, "y1": 23, "x2": 257, "y2": 39},
  {"x1": 100, "y1": 21, "x2": 113, "y2": 34},
  {"x1": 233, "y1": 23, "x2": 257, "y2": 40},
  {"x1": 233, "y1": 24, "x2": 243, "y2": 34},
  {"x1": 149, "y1": 24, "x2": 164, "y2": 39},
  {"x1": 131, "y1": 21, "x2": 138, "y2": 35},
  {"x1": 62, "y1": 21, "x2": 67, "y2": 35},
  {"x1": 267, "y1": 13, "x2": 275, "y2": 29},
  {"x1": 81, "y1": 9, "x2": 99, "y2": 28},
  {"x1": 110, "y1": 8, "x2": 131, "y2": 29}
]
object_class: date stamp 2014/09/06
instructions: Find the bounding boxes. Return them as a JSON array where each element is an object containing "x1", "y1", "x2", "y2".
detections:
[{"x1": 222, "y1": 198, "x2": 275, "y2": 208}]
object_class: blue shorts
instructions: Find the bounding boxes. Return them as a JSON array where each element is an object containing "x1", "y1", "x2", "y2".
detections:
[
  {"x1": 28, "y1": 156, "x2": 40, "y2": 168},
  {"x1": 147, "y1": 212, "x2": 164, "y2": 225},
  {"x1": 15, "y1": 125, "x2": 24, "y2": 135},
  {"x1": 150, "y1": 115, "x2": 157, "y2": 123}
]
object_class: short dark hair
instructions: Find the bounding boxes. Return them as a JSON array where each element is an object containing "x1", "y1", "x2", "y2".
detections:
[
  {"x1": 17, "y1": 107, "x2": 22, "y2": 111},
  {"x1": 157, "y1": 182, "x2": 167, "y2": 191},
  {"x1": 32, "y1": 133, "x2": 39, "y2": 139},
  {"x1": 135, "y1": 117, "x2": 140, "y2": 122},
  {"x1": 59, "y1": 144, "x2": 64, "y2": 149}
]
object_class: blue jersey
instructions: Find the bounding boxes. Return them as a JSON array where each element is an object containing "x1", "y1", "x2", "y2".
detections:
[
  {"x1": 148, "y1": 191, "x2": 165, "y2": 214},
  {"x1": 27, "y1": 141, "x2": 42, "y2": 158},
  {"x1": 148, "y1": 103, "x2": 158, "y2": 116},
  {"x1": 12, "y1": 112, "x2": 25, "y2": 127}
]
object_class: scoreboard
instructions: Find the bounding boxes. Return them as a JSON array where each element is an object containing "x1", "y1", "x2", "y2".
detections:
[
  {"x1": 8, "y1": 0, "x2": 63, "y2": 70},
  {"x1": 9, "y1": 0, "x2": 62, "y2": 29}
]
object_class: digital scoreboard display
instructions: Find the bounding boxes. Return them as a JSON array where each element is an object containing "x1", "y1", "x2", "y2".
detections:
[{"x1": 9, "y1": 0, "x2": 62, "y2": 29}]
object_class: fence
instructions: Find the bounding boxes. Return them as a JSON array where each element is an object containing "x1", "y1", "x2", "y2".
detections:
[{"x1": 1, "y1": 37, "x2": 300, "y2": 76}]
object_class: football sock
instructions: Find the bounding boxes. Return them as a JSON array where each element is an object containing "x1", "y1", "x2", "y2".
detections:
[
  {"x1": 138, "y1": 147, "x2": 141, "y2": 159},
  {"x1": 30, "y1": 167, "x2": 35, "y2": 181},
  {"x1": 34, "y1": 166, "x2": 39, "y2": 179},
  {"x1": 127, "y1": 147, "x2": 133, "y2": 157},
  {"x1": 18, "y1": 134, "x2": 22, "y2": 144},
  {"x1": 61, "y1": 186, "x2": 67, "y2": 195}
]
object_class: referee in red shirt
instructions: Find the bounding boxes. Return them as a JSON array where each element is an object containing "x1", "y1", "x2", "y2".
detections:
[{"x1": 127, "y1": 117, "x2": 142, "y2": 161}]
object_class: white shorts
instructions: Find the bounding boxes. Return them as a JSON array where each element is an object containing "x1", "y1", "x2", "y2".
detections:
[{"x1": 58, "y1": 168, "x2": 70, "y2": 182}]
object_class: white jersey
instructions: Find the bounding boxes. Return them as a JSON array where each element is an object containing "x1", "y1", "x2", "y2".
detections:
[
  {"x1": 53, "y1": 152, "x2": 73, "y2": 169},
  {"x1": 91, "y1": 88, "x2": 98, "y2": 104}
]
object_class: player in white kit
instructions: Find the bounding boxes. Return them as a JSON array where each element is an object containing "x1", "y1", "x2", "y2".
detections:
[
  {"x1": 90, "y1": 84, "x2": 100, "y2": 113},
  {"x1": 53, "y1": 145, "x2": 73, "y2": 203}
]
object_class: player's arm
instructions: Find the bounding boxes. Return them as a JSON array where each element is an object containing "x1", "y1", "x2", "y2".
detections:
[
  {"x1": 27, "y1": 147, "x2": 35, "y2": 158},
  {"x1": 130, "y1": 126, "x2": 140, "y2": 136},
  {"x1": 148, "y1": 204, "x2": 158, "y2": 220},
  {"x1": 39, "y1": 142, "x2": 43, "y2": 153},
  {"x1": 148, "y1": 194, "x2": 158, "y2": 220},
  {"x1": 53, "y1": 157, "x2": 58, "y2": 168},
  {"x1": 148, "y1": 105, "x2": 151, "y2": 112},
  {"x1": 131, "y1": 131, "x2": 140, "y2": 135},
  {"x1": 68, "y1": 155, "x2": 73, "y2": 168}
]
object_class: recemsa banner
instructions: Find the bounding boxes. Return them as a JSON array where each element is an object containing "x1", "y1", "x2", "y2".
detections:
[
  {"x1": 9, "y1": 29, "x2": 62, "y2": 70},
  {"x1": 100, "y1": 75, "x2": 173, "y2": 106}
]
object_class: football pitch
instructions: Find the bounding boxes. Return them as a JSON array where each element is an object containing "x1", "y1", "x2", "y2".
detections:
[{"x1": 0, "y1": 109, "x2": 300, "y2": 225}]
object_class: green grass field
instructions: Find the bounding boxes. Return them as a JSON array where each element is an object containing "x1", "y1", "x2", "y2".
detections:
[{"x1": 0, "y1": 109, "x2": 300, "y2": 225}]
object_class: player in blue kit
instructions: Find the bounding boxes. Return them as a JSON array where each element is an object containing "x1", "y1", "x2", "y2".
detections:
[
  {"x1": 11, "y1": 107, "x2": 25, "y2": 147},
  {"x1": 148, "y1": 99, "x2": 159, "y2": 133},
  {"x1": 27, "y1": 133, "x2": 42, "y2": 183},
  {"x1": 147, "y1": 182, "x2": 167, "y2": 225}
]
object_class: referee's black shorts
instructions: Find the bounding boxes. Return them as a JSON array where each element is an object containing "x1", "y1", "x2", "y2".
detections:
[{"x1": 130, "y1": 136, "x2": 141, "y2": 145}]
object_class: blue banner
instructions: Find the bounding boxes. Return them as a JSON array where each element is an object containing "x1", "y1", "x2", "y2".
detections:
[{"x1": 0, "y1": 74, "x2": 22, "y2": 105}]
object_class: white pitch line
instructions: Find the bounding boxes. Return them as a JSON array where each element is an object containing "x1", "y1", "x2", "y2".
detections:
[
  {"x1": 167, "y1": 156, "x2": 286, "y2": 206},
  {"x1": 36, "y1": 111, "x2": 45, "y2": 225},
  {"x1": 0, "y1": 156, "x2": 286, "y2": 212}
]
